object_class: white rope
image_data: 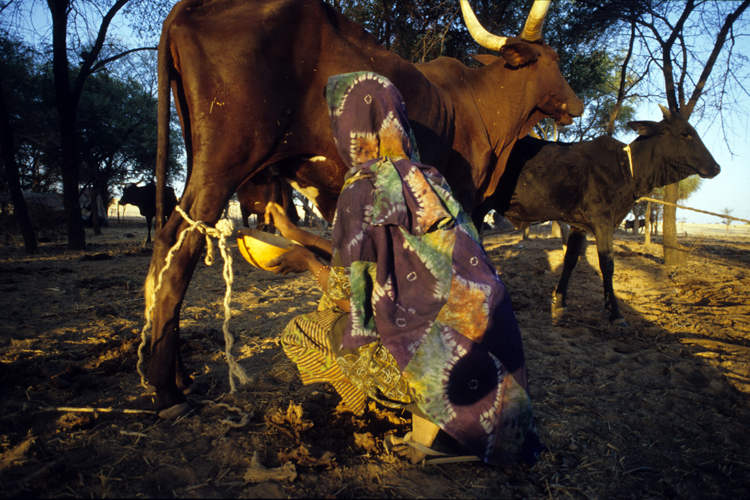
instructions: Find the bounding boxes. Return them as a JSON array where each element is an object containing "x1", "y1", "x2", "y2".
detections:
[
  {"x1": 637, "y1": 196, "x2": 750, "y2": 224},
  {"x1": 137, "y1": 205, "x2": 252, "y2": 395},
  {"x1": 623, "y1": 144, "x2": 634, "y2": 177}
]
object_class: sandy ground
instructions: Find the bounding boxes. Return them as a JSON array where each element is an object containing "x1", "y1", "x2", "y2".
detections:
[
  {"x1": 656, "y1": 222, "x2": 750, "y2": 238},
  {"x1": 0, "y1": 219, "x2": 748, "y2": 499}
]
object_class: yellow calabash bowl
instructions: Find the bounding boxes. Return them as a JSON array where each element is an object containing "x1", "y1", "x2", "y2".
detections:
[{"x1": 236, "y1": 228, "x2": 296, "y2": 271}]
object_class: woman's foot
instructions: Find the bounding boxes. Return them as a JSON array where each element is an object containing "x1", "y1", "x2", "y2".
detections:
[{"x1": 386, "y1": 414, "x2": 440, "y2": 464}]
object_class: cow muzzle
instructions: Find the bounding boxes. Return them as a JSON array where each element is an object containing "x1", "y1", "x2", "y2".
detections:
[
  {"x1": 554, "y1": 99, "x2": 583, "y2": 126},
  {"x1": 700, "y1": 163, "x2": 721, "y2": 179}
]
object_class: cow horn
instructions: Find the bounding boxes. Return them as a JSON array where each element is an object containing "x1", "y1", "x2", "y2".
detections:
[
  {"x1": 659, "y1": 104, "x2": 673, "y2": 120},
  {"x1": 520, "y1": 0, "x2": 551, "y2": 42},
  {"x1": 459, "y1": 0, "x2": 507, "y2": 51}
]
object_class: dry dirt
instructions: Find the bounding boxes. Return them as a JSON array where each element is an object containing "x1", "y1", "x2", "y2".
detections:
[{"x1": 0, "y1": 220, "x2": 748, "y2": 499}]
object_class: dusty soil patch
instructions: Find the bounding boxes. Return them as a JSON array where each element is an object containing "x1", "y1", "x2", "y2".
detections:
[{"x1": 0, "y1": 221, "x2": 748, "y2": 499}]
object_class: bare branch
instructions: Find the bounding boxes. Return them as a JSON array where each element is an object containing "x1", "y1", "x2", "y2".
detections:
[
  {"x1": 684, "y1": 0, "x2": 750, "y2": 117},
  {"x1": 89, "y1": 46, "x2": 157, "y2": 73},
  {"x1": 607, "y1": 18, "x2": 636, "y2": 136},
  {"x1": 71, "y1": 0, "x2": 129, "y2": 102},
  {"x1": 0, "y1": 1, "x2": 15, "y2": 15}
]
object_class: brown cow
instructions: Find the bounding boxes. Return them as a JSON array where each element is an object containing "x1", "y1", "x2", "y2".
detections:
[{"x1": 147, "y1": 0, "x2": 583, "y2": 417}]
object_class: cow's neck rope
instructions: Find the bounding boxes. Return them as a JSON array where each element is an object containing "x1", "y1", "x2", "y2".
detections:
[
  {"x1": 623, "y1": 144, "x2": 634, "y2": 177},
  {"x1": 138, "y1": 205, "x2": 252, "y2": 406}
]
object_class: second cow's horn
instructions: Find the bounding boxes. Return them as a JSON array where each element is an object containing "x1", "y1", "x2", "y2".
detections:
[
  {"x1": 520, "y1": 0, "x2": 550, "y2": 42},
  {"x1": 460, "y1": 0, "x2": 550, "y2": 50},
  {"x1": 459, "y1": 0, "x2": 507, "y2": 51}
]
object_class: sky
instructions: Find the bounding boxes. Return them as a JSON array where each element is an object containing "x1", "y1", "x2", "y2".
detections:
[
  {"x1": 20, "y1": 3, "x2": 750, "y2": 226},
  {"x1": 684, "y1": 121, "x2": 749, "y2": 225}
]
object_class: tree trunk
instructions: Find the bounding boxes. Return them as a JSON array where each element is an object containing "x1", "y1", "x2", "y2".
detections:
[
  {"x1": 644, "y1": 201, "x2": 652, "y2": 245},
  {"x1": 0, "y1": 77, "x2": 37, "y2": 254},
  {"x1": 91, "y1": 181, "x2": 102, "y2": 236},
  {"x1": 49, "y1": 0, "x2": 86, "y2": 250},
  {"x1": 662, "y1": 183, "x2": 687, "y2": 266}
]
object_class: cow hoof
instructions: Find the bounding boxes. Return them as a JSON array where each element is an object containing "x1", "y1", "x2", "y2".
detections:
[
  {"x1": 551, "y1": 307, "x2": 567, "y2": 322},
  {"x1": 612, "y1": 318, "x2": 629, "y2": 328},
  {"x1": 158, "y1": 402, "x2": 192, "y2": 420}
]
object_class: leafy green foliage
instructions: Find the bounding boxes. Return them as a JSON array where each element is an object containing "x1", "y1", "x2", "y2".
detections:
[
  {"x1": 0, "y1": 33, "x2": 182, "y2": 208},
  {"x1": 0, "y1": 36, "x2": 62, "y2": 192},
  {"x1": 76, "y1": 68, "x2": 184, "y2": 206}
]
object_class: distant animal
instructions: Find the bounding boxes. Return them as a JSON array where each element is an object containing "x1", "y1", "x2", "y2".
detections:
[
  {"x1": 624, "y1": 219, "x2": 646, "y2": 233},
  {"x1": 145, "y1": 0, "x2": 583, "y2": 417},
  {"x1": 236, "y1": 172, "x2": 299, "y2": 232},
  {"x1": 472, "y1": 105, "x2": 720, "y2": 326},
  {"x1": 119, "y1": 183, "x2": 178, "y2": 243}
]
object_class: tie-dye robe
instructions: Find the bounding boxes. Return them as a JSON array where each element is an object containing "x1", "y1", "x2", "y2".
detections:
[{"x1": 292, "y1": 72, "x2": 544, "y2": 466}]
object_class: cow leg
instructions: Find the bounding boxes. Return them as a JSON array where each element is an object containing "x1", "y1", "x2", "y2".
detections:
[
  {"x1": 240, "y1": 205, "x2": 250, "y2": 228},
  {"x1": 470, "y1": 204, "x2": 489, "y2": 242},
  {"x1": 146, "y1": 217, "x2": 152, "y2": 244},
  {"x1": 145, "y1": 191, "x2": 229, "y2": 417},
  {"x1": 553, "y1": 228, "x2": 585, "y2": 314},
  {"x1": 261, "y1": 220, "x2": 276, "y2": 234},
  {"x1": 592, "y1": 225, "x2": 627, "y2": 326}
]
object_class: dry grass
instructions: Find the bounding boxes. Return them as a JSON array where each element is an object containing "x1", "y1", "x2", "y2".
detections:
[{"x1": 0, "y1": 221, "x2": 748, "y2": 498}]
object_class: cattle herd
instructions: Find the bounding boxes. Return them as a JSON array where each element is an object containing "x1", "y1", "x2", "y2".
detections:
[{"x1": 108, "y1": 0, "x2": 720, "y2": 422}]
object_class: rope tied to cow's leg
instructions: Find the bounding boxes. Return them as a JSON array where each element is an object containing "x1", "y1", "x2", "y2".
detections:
[
  {"x1": 137, "y1": 220, "x2": 194, "y2": 389},
  {"x1": 137, "y1": 205, "x2": 251, "y2": 395}
]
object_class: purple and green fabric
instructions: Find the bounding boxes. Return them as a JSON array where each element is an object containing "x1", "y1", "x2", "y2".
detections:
[{"x1": 325, "y1": 71, "x2": 544, "y2": 466}]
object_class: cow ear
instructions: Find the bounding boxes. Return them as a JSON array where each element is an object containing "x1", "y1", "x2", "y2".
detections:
[
  {"x1": 470, "y1": 54, "x2": 499, "y2": 66},
  {"x1": 499, "y1": 41, "x2": 538, "y2": 67},
  {"x1": 627, "y1": 120, "x2": 662, "y2": 136}
]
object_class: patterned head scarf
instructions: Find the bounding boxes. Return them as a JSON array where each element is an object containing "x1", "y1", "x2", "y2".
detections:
[{"x1": 326, "y1": 72, "x2": 420, "y2": 170}]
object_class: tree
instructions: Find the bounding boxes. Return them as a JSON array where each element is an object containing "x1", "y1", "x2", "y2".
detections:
[
  {"x1": 33, "y1": 0, "x2": 163, "y2": 250},
  {"x1": 0, "y1": 33, "x2": 37, "y2": 253},
  {"x1": 2, "y1": 0, "x2": 181, "y2": 243},
  {"x1": 721, "y1": 208, "x2": 733, "y2": 232},
  {"x1": 627, "y1": 0, "x2": 750, "y2": 265},
  {"x1": 642, "y1": 174, "x2": 702, "y2": 243},
  {"x1": 76, "y1": 68, "x2": 183, "y2": 234}
]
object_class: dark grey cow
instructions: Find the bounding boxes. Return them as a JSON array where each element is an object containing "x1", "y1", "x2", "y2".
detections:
[
  {"x1": 119, "y1": 183, "x2": 178, "y2": 243},
  {"x1": 624, "y1": 219, "x2": 646, "y2": 232},
  {"x1": 473, "y1": 105, "x2": 720, "y2": 325}
]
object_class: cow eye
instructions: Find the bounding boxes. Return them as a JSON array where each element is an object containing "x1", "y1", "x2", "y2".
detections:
[{"x1": 681, "y1": 133, "x2": 692, "y2": 140}]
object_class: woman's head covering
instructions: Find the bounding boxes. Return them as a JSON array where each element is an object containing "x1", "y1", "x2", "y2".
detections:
[{"x1": 326, "y1": 72, "x2": 420, "y2": 170}]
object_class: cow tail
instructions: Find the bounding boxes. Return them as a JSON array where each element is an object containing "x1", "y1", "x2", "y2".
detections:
[{"x1": 155, "y1": 20, "x2": 172, "y2": 234}]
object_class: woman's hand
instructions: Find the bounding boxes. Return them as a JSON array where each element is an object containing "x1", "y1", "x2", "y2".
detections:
[
  {"x1": 264, "y1": 202, "x2": 298, "y2": 239},
  {"x1": 264, "y1": 201, "x2": 333, "y2": 261},
  {"x1": 265, "y1": 245, "x2": 317, "y2": 275}
]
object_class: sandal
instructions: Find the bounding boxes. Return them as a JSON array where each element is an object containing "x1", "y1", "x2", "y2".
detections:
[{"x1": 384, "y1": 432, "x2": 481, "y2": 464}]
